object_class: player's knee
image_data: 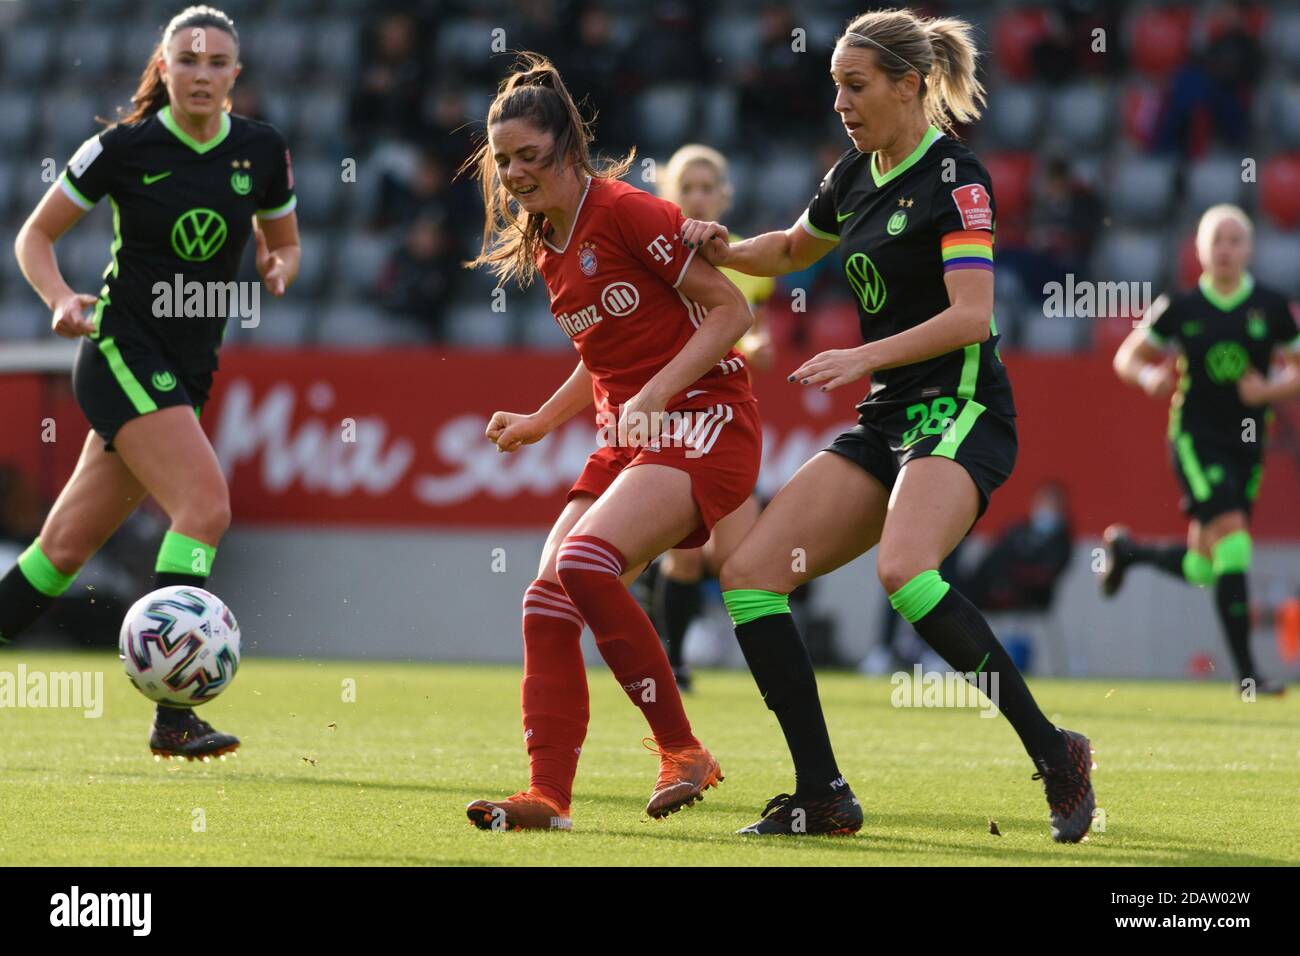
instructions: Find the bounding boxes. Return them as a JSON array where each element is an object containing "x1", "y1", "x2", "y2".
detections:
[
  {"x1": 175, "y1": 492, "x2": 231, "y2": 543},
  {"x1": 718, "y1": 548, "x2": 763, "y2": 592},
  {"x1": 877, "y1": 553, "x2": 932, "y2": 597}
]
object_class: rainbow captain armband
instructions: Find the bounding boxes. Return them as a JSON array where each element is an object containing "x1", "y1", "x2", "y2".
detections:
[{"x1": 940, "y1": 231, "x2": 994, "y2": 274}]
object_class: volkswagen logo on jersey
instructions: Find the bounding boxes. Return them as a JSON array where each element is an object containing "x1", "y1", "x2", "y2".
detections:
[
  {"x1": 845, "y1": 253, "x2": 887, "y2": 314},
  {"x1": 1205, "y1": 341, "x2": 1249, "y2": 384},
  {"x1": 578, "y1": 241, "x2": 598, "y2": 277},
  {"x1": 600, "y1": 281, "x2": 640, "y2": 317},
  {"x1": 171, "y1": 208, "x2": 228, "y2": 262}
]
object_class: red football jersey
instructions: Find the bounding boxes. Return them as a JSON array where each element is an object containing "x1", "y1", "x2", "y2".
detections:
[{"x1": 536, "y1": 176, "x2": 753, "y2": 419}]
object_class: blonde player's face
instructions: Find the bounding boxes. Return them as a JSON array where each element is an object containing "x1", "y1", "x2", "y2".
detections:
[
  {"x1": 160, "y1": 27, "x2": 240, "y2": 120},
  {"x1": 491, "y1": 119, "x2": 572, "y2": 215},
  {"x1": 674, "y1": 162, "x2": 728, "y2": 222},
  {"x1": 1201, "y1": 218, "x2": 1251, "y2": 282},
  {"x1": 830, "y1": 45, "x2": 909, "y2": 153}
]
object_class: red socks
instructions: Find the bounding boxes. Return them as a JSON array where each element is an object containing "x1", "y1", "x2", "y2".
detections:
[
  {"x1": 556, "y1": 535, "x2": 698, "y2": 751},
  {"x1": 521, "y1": 580, "x2": 588, "y2": 810}
]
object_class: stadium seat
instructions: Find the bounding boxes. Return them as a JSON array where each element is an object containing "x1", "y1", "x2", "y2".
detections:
[
  {"x1": 239, "y1": 301, "x2": 312, "y2": 346},
  {"x1": 291, "y1": 230, "x2": 332, "y2": 299},
  {"x1": 981, "y1": 151, "x2": 1035, "y2": 228},
  {"x1": 441, "y1": 304, "x2": 507, "y2": 349},
  {"x1": 43, "y1": 90, "x2": 100, "y2": 158},
  {"x1": 753, "y1": 150, "x2": 818, "y2": 221},
  {"x1": 316, "y1": 301, "x2": 429, "y2": 347},
  {"x1": 293, "y1": 159, "x2": 345, "y2": 229},
  {"x1": 521, "y1": 307, "x2": 571, "y2": 350},
  {"x1": 699, "y1": 87, "x2": 739, "y2": 149},
  {"x1": 296, "y1": 89, "x2": 349, "y2": 152},
  {"x1": 1110, "y1": 156, "x2": 1177, "y2": 225},
  {"x1": 59, "y1": 230, "x2": 115, "y2": 291},
  {"x1": 115, "y1": 21, "x2": 163, "y2": 78},
  {"x1": 704, "y1": 14, "x2": 763, "y2": 73},
  {"x1": 1260, "y1": 154, "x2": 1300, "y2": 228},
  {"x1": 1273, "y1": 85, "x2": 1300, "y2": 150},
  {"x1": 1090, "y1": 229, "x2": 1169, "y2": 288},
  {"x1": 991, "y1": 7, "x2": 1051, "y2": 82},
  {"x1": 983, "y1": 83, "x2": 1044, "y2": 151},
  {"x1": 0, "y1": 297, "x2": 42, "y2": 340},
  {"x1": 57, "y1": 27, "x2": 115, "y2": 82},
  {"x1": 1120, "y1": 81, "x2": 1163, "y2": 150},
  {"x1": 1186, "y1": 155, "x2": 1247, "y2": 213},
  {"x1": 1269, "y1": 9, "x2": 1300, "y2": 74},
  {"x1": 1128, "y1": 6, "x2": 1194, "y2": 80},
  {"x1": 1175, "y1": 230, "x2": 1200, "y2": 289},
  {"x1": 1252, "y1": 227, "x2": 1300, "y2": 297},
  {"x1": 3, "y1": 25, "x2": 53, "y2": 82},
  {"x1": 1046, "y1": 83, "x2": 1114, "y2": 151},
  {"x1": 242, "y1": 21, "x2": 310, "y2": 81},
  {"x1": 636, "y1": 86, "x2": 697, "y2": 152},
  {"x1": 1021, "y1": 311, "x2": 1086, "y2": 352},
  {"x1": 308, "y1": 18, "x2": 359, "y2": 78},
  {"x1": 334, "y1": 233, "x2": 393, "y2": 297},
  {"x1": 0, "y1": 92, "x2": 38, "y2": 144},
  {"x1": 259, "y1": 90, "x2": 301, "y2": 145}
]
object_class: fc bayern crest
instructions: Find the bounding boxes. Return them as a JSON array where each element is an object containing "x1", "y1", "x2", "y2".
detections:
[{"x1": 578, "y1": 241, "x2": 598, "y2": 277}]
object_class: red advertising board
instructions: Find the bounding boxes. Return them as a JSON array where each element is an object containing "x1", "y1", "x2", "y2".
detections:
[{"x1": 2, "y1": 347, "x2": 1297, "y2": 539}]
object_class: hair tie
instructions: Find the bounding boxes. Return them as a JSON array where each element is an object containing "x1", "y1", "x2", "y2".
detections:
[{"x1": 844, "y1": 31, "x2": 926, "y2": 78}]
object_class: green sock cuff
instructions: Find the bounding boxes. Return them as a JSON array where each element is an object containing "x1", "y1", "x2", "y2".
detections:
[
  {"x1": 1212, "y1": 530, "x2": 1252, "y2": 576},
  {"x1": 889, "y1": 569, "x2": 951, "y2": 623},
  {"x1": 17, "y1": 539, "x2": 77, "y2": 597},
  {"x1": 1182, "y1": 551, "x2": 1214, "y2": 588},
  {"x1": 722, "y1": 588, "x2": 790, "y2": 627},
  {"x1": 155, "y1": 531, "x2": 217, "y2": 577}
]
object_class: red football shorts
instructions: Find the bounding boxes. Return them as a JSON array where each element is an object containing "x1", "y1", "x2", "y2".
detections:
[{"x1": 566, "y1": 400, "x2": 762, "y2": 549}]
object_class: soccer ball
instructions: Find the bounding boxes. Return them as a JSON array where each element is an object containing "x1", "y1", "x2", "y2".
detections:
[{"x1": 119, "y1": 586, "x2": 241, "y2": 706}]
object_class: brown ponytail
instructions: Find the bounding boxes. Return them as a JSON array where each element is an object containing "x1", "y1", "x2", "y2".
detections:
[
  {"x1": 107, "y1": 5, "x2": 239, "y2": 128},
  {"x1": 461, "y1": 52, "x2": 635, "y2": 289}
]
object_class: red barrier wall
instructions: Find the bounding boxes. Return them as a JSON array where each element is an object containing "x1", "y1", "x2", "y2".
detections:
[{"x1": 2, "y1": 347, "x2": 1297, "y2": 539}]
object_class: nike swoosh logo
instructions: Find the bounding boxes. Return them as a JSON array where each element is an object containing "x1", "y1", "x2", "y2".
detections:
[
  {"x1": 142, "y1": 171, "x2": 172, "y2": 184},
  {"x1": 836, "y1": 210, "x2": 855, "y2": 222}
]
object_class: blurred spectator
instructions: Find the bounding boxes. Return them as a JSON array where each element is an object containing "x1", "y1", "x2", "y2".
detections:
[
  {"x1": 349, "y1": 12, "x2": 433, "y2": 146},
  {"x1": 373, "y1": 148, "x2": 474, "y2": 234},
  {"x1": 554, "y1": 3, "x2": 636, "y2": 154},
  {"x1": 737, "y1": 5, "x2": 828, "y2": 150},
  {"x1": 230, "y1": 86, "x2": 270, "y2": 124},
  {"x1": 962, "y1": 481, "x2": 1074, "y2": 612},
  {"x1": 375, "y1": 216, "x2": 460, "y2": 340},
  {"x1": 1155, "y1": 2, "x2": 1261, "y2": 156},
  {"x1": 997, "y1": 157, "x2": 1102, "y2": 327},
  {"x1": 622, "y1": 2, "x2": 710, "y2": 100}
]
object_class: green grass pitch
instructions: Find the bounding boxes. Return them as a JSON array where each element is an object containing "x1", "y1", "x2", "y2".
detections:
[{"x1": 1, "y1": 651, "x2": 1296, "y2": 866}]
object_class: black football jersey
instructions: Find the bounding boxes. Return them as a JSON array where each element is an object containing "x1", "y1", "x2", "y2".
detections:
[
  {"x1": 801, "y1": 127, "x2": 1014, "y2": 419},
  {"x1": 1141, "y1": 275, "x2": 1300, "y2": 438},
  {"x1": 60, "y1": 106, "x2": 296, "y2": 374}
]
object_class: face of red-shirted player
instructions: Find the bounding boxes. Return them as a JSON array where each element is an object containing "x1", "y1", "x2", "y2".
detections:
[
  {"x1": 830, "y1": 44, "x2": 913, "y2": 153},
  {"x1": 674, "y1": 161, "x2": 728, "y2": 222},
  {"x1": 159, "y1": 27, "x2": 241, "y2": 123},
  {"x1": 1200, "y1": 216, "x2": 1251, "y2": 283},
  {"x1": 490, "y1": 119, "x2": 578, "y2": 216}
]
